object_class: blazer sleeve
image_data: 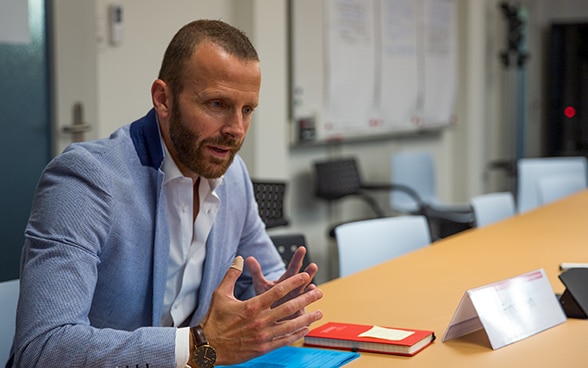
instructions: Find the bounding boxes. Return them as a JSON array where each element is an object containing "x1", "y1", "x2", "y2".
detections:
[
  {"x1": 231, "y1": 158, "x2": 286, "y2": 300},
  {"x1": 13, "y1": 146, "x2": 177, "y2": 368}
]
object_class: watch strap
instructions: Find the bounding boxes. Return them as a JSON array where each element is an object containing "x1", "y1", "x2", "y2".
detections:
[{"x1": 190, "y1": 325, "x2": 208, "y2": 347}]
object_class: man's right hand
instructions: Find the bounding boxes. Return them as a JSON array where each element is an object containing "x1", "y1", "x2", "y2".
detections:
[{"x1": 199, "y1": 256, "x2": 323, "y2": 366}]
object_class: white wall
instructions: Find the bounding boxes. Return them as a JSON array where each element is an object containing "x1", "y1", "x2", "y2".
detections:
[
  {"x1": 95, "y1": 0, "x2": 236, "y2": 136},
  {"x1": 51, "y1": 0, "x2": 588, "y2": 284}
]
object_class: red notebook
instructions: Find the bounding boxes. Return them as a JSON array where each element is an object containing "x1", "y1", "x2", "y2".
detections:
[{"x1": 304, "y1": 322, "x2": 435, "y2": 357}]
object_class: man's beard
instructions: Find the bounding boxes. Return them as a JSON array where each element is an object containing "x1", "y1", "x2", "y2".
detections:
[{"x1": 169, "y1": 102, "x2": 242, "y2": 179}]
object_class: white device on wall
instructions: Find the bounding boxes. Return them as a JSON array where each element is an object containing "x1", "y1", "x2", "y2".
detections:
[{"x1": 109, "y1": 4, "x2": 123, "y2": 46}]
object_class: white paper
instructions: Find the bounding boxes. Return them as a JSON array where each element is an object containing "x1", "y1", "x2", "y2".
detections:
[
  {"x1": 324, "y1": 0, "x2": 376, "y2": 136},
  {"x1": 419, "y1": 0, "x2": 457, "y2": 125},
  {"x1": 378, "y1": 0, "x2": 420, "y2": 126},
  {"x1": 358, "y1": 326, "x2": 415, "y2": 341},
  {"x1": 443, "y1": 269, "x2": 567, "y2": 350},
  {"x1": 315, "y1": 0, "x2": 457, "y2": 142},
  {"x1": 0, "y1": 0, "x2": 30, "y2": 44}
]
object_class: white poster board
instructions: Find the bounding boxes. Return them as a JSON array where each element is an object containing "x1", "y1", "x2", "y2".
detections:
[{"x1": 291, "y1": 0, "x2": 457, "y2": 144}]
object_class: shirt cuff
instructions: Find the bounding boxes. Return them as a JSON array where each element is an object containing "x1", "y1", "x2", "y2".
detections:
[{"x1": 176, "y1": 326, "x2": 191, "y2": 368}]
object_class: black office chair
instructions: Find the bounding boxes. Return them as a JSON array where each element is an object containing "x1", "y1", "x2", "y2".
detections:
[
  {"x1": 270, "y1": 233, "x2": 312, "y2": 272},
  {"x1": 252, "y1": 180, "x2": 289, "y2": 229},
  {"x1": 313, "y1": 157, "x2": 423, "y2": 238},
  {"x1": 251, "y1": 180, "x2": 313, "y2": 271}
]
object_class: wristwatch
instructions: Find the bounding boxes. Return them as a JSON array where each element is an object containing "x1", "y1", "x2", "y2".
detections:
[{"x1": 189, "y1": 325, "x2": 217, "y2": 368}]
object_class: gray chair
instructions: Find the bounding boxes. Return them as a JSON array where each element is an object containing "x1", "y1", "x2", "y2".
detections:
[
  {"x1": 334, "y1": 215, "x2": 431, "y2": 277},
  {"x1": 0, "y1": 279, "x2": 19, "y2": 367},
  {"x1": 470, "y1": 192, "x2": 516, "y2": 228},
  {"x1": 390, "y1": 151, "x2": 473, "y2": 239},
  {"x1": 537, "y1": 174, "x2": 587, "y2": 206},
  {"x1": 517, "y1": 156, "x2": 588, "y2": 213}
]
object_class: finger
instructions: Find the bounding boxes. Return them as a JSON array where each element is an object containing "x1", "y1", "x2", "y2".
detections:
[
  {"x1": 287, "y1": 261, "x2": 318, "y2": 296},
  {"x1": 250, "y1": 322, "x2": 317, "y2": 361},
  {"x1": 245, "y1": 256, "x2": 264, "y2": 280},
  {"x1": 272, "y1": 260, "x2": 320, "y2": 310},
  {"x1": 262, "y1": 324, "x2": 314, "y2": 352},
  {"x1": 302, "y1": 262, "x2": 318, "y2": 283},
  {"x1": 245, "y1": 256, "x2": 273, "y2": 295},
  {"x1": 270, "y1": 308, "x2": 324, "y2": 341},
  {"x1": 303, "y1": 261, "x2": 317, "y2": 275},
  {"x1": 254, "y1": 272, "x2": 312, "y2": 309},
  {"x1": 289, "y1": 246, "x2": 306, "y2": 270},
  {"x1": 270, "y1": 286, "x2": 323, "y2": 321},
  {"x1": 279, "y1": 247, "x2": 307, "y2": 281},
  {"x1": 231, "y1": 256, "x2": 244, "y2": 271},
  {"x1": 215, "y1": 256, "x2": 244, "y2": 297}
]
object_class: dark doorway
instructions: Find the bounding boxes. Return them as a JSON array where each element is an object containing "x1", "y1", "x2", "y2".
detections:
[{"x1": 545, "y1": 23, "x2": 588, "y2": 157}]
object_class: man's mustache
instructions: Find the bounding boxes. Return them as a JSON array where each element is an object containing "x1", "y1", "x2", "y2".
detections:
[{"x1": 202, "y1": 136, "x2": 242, "y2": 151}]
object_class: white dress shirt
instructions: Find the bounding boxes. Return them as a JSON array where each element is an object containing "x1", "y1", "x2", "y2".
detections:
[{"x1": 159, "y1": 137, "x2": 221, "y2": 367}]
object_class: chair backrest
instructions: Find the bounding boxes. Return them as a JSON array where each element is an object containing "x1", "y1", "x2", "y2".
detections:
[
  {"x1": 517, "y1": 156, "x2": 588, "y2": 213},
  {"x1": 334, "y1": 216, "x2": 431, "y2": 277},
  {"x1": 470, "y1": 192, "x2": 516, "y2": 228},
  {"x1": 537, "y1": 174, "x2": 587, "y2": 205},
  {"x1": 270, "y1": 233, "x2": 312, "y2": 271},
  {"x1": 0, "y1": 279, "x2": 19, "y2": 366},
  {"x1": 313, "y1": 157, "x2": 389, "y2": 232},
  {"x1": 252, "y1": 180, "x2": 289, "y2": 229},
  {"x1": 390, "y1": 151, "x2": 436, "y2": 213},
  {"x1": 313, "y1": 158, "x2": 363, "y2": 200}
]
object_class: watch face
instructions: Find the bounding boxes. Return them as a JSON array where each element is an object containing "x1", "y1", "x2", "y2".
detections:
[{"x1": 194, "y1": 344, "x2": 217, "y2": 368}]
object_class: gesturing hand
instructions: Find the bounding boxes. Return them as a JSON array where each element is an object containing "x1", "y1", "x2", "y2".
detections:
[
  {"x1": 200, "y1": 256, "x2": 323, "y2": 366},
  {"x1": 247, "y1": 246, "x2": 318, "y2": 316}
]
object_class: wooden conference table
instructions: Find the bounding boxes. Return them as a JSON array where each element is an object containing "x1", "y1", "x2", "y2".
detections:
[{"x1": 301, "y1": 190, "x2": 588, "y2": 367}]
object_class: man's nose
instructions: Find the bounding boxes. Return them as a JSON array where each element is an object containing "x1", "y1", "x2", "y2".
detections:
[{"x1": 221, "y1": 111, "x2": 247, "y2": 139}]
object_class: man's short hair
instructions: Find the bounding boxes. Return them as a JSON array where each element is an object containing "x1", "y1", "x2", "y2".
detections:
[{"x1": 158, "y1": 19, "x2": 259, "y2": 95}]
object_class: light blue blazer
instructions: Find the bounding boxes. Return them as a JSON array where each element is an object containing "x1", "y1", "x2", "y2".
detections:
[{"x1": 10, "y1": 109, "x2": 285, "y2": 368}]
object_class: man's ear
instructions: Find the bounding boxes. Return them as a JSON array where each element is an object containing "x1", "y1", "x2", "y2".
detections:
[{"x1": 151, "y1": 79, "x2": 171, "y2": 119}]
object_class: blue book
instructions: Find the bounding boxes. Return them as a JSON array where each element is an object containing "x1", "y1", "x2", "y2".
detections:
[{"x1": 216, "y1": 345, "x2": 360, "y2": 368}]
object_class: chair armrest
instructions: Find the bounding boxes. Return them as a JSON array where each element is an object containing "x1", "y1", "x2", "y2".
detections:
[{"x1": 361, "y1": 182, "x2": 425, "y2": 210}]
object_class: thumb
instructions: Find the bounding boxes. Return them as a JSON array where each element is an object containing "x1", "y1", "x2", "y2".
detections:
[{"x1": 216, "y1": 256, "x2": 244, "y2": 297}]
